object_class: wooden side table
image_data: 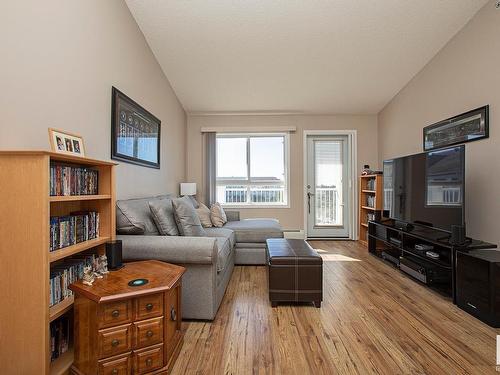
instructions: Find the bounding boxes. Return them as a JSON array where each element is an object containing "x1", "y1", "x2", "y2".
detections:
[{"x1": 69, "y1": 260, "x2": 185, "y2": 375}]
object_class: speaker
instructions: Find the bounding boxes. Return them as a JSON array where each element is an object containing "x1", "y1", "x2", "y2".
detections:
[
  {"x1": 450, "y1": 225, "x2": 466, "y2": 245},
  {"x1": 106, "y1": 240, "x2": 124, "y2": 271},
  {"x1": 456, "y1": 250, "x2": 500, "y2": 327}
]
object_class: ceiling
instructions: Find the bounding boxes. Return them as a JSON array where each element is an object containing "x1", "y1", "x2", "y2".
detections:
[{"x1": 125, "y1": 0, "x2": 487, "y2": 114}]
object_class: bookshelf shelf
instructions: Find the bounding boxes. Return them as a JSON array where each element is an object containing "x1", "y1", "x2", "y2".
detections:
[
  {"x1": 361, "y1": 206, "x2": 376, "y2": 211},
  {"x1": 49, "y1": 347, "x2": 74, "y2": 375},
  {"x1": 361, "y1": 223, "x2": 368, "y2": 228},
  {"x1": 49, "y1": 194, "x2": 111, "y2": 202},
  {"x1": 0, "y1": 151, "x2": 116, "y2": 374},
  {"x1": 362, "y1": 190, "x2": 376, "y2": 193},
  {"x1": 49, "y1": 296, "x2": 74, "y2": 322},
  {"x1": 49, "y1": 236, "x2": 111, "y2": 263}
]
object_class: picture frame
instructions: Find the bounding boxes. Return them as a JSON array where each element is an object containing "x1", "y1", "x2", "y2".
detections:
[
  {"x1": 49, "y1": 128, "x2": 86, "y2": 156},
  {"x1": 423, "y1": 105, "x2": 489, "y2": 151},
  {"x1": 111, "y1": 87, "x2": 161, "y2": 169}
]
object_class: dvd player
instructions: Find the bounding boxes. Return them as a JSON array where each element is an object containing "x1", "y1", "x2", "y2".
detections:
[{"x1": 399, "y1": 255, "x2": 450, "y2": 284}]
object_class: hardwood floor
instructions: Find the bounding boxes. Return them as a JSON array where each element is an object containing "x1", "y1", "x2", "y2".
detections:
[{"x1": 171, "y1": 241, "x2": 499, "y2": 374}]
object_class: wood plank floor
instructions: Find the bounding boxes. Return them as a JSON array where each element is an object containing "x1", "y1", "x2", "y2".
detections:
[{"x1": 171, "y1": 241, "x2": 499, "y2": 374}]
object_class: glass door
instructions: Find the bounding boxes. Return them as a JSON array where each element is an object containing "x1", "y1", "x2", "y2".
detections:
[{"x1": 306, "y1": 135, "x2": 350, "y2": 238}]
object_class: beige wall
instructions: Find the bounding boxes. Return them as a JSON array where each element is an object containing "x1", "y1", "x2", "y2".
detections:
[
  {"x1": 0, "y1": 0, "x2": 186, "y2": 199},
  {"x1": 187, "y1": 114, "x2": 378, "y2": 230},
  {"x1": 378, "y1": 1, "x2": 499, "y2": 244}
]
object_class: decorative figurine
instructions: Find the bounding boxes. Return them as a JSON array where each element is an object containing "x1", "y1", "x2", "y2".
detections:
[
  {"x1": 361, "y1": 164, "x2": 373, "y2": 175},
  {"x1": 82, "y1": 265, "x2": 95, "y2": 286},
  {"x1": 98, "y1": 254, "x2": 109, "y2": 275}
]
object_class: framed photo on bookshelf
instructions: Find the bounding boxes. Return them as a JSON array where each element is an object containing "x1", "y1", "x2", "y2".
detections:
[
  {"x1": 423, "y1": 105, "x2": 489, "y2": 151},
  {"x1": 49, "y1": 128, "x2": 86, "y2": 157},
  {"x1": 111, "y1": 87, "x2": 161, "y2": 169}
]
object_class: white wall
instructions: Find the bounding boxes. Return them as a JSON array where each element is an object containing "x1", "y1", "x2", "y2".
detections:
[
  {"x1": 378, "y1": 0, "x2": 500, "y2": 244},
  {"x1": 0, "y1": 0, "x2": 186, "y2": 199}
]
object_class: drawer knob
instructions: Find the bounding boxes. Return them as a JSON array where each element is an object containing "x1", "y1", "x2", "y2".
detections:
[
  {"x1": 111, "y1": 309, "x2": 120, "y2": 318},
  {"x1": 170, "y1": 306, "x2": 177, "y2": 321},
  {"x1": 111, "y1": 339, "x2": 120, "y2": 347},
  {"x1": 145, "y1": 303, "x2": 153, "y2": 311},
  {"x1": 146, "y1": 358, "x2": 153, "y2": 367},
  {"x1": 146, "y1": 330, "x2": 154, "y2": 338},
  {"x1": 112, "y1": 369, "x2": 118, "y2": 375}
]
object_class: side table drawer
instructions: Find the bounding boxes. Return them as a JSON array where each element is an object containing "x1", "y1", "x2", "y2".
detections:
[
  {"x1": 133, "y1": 343, "x2": 163, "y2": 374},
  {"x1": 98, "y1": 323, "x2": 133, "y2": 359},
  {"x1": 134, "y1": 316, "x2": 163, "y2": 349},
  {"x1": 135, "y1": 293, "x2": 163, "y2": 320},
  {"x1": 98, "y1": 352, "x2": 132, "y2": 375},
  {"x1": 98, "y1": 300, "x2": 133, "y2": 328}
]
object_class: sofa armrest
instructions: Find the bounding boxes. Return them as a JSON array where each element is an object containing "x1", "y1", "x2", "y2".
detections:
[
  {"x1": 225, "y1": 211, "x2": 240, "y2": 222},
  {"x1": 117, "y1": 235, "x2": 218, "y2": 265}
]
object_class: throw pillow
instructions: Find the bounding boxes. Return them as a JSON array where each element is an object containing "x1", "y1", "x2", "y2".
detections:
[
  {"x1": 188, "y1": 195, "x2": 200, "y2": 209},
  {"x1": 116, "y1": 196, "x2": 170, "y2": 235},
  {"x1": 149, "y1": 198, "x2": 180, "y2": 236},
  {"x1": 210, "y1": 202, "x2": 227, "y2": 228},
  {"x1": 196, "y1": 203, "x2": 213, "y2": 228},
  {"x1": 172, "y1": 196, "x2": 206, "y2": 236}
]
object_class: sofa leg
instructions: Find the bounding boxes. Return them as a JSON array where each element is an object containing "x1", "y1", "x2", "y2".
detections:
[
  {"x1": 271, "y1": 301, "x2": 278, "y2": 307},
  {"x1": 314, "y1": 301, "x2": 321, "y2": 308}
]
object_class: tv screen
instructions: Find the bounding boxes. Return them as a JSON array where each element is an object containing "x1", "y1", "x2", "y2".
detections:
[{"x1": 383, "y1": 145, "x2": 465, "y2": 232}]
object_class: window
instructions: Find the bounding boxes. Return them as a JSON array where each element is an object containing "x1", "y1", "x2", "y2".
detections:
[{"x1": 216, "y1": 134, "x2": 288, "y2": 206}]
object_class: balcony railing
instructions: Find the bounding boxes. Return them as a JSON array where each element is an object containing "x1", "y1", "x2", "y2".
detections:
[
  {"x1": 315, "y1": 187, "x2": 339, "y2": 225},
  {"x1": 219, "y1": 185, "x2": 285, "y2": 204}
]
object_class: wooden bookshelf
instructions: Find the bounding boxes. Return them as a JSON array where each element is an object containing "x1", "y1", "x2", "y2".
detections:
[
  {"x1": 0, "y1": 151, "x2": 116, "y2": 375},
  {"x1": 359, "y1": 174, "x2": 383, "y2": 247}
]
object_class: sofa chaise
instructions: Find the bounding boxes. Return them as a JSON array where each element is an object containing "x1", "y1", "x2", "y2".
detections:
[{"x1": 116, "y1": 195, "x2": 283, "y2": 320}]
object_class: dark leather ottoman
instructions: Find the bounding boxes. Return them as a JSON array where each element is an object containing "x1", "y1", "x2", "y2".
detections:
[{"x1": 266, "y1": 238, "x2": 323, "y2": 308}]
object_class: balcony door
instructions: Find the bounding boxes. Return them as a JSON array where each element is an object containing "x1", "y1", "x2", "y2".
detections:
[{"x1": 306, "y1": 135, "x2": 351, "y2": 238}]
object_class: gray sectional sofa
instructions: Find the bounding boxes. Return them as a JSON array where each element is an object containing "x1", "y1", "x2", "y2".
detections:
[{"x1": 116, "y1": 195, "x2": 283, "y2": 320}]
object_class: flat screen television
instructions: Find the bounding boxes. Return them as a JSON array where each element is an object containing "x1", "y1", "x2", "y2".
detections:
[{"x1": 383, "y1": 145, "x2": 465, "y2": 233}]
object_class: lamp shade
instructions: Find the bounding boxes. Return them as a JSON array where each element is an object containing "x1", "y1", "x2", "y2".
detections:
[{"x1": 180, "y1": 182, "x2": 197, "y2": 196}]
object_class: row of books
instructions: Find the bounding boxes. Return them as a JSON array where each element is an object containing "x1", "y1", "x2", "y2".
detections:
[
  {"x1": 49, "y1": 211, "x2": 100, "y2": 251},
  {"x1": 50, "y1": 164, "x2": 99, "y2": 196},
  {"x1": 365, "y1": 195, "x2": 375, "y2": 208},
  {"x1": 50, "y1": 316, "x2": 70, "y2": 362},
  {"x1": 49, "y1": 253, "x2": 98, "y2": 307},
  {"x1": 366, "y1": 178, "x2": 376, "y2": 191}
]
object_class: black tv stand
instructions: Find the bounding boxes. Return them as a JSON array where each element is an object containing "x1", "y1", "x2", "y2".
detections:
[{"x1": 368, "y1": 221, "x2": 496, "y2": 303}]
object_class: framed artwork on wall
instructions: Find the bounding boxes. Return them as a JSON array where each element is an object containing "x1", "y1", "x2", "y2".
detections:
[
  {"x1": 111, "y1": 87, "x2": 161, "y2": 168},
  {"x1": 423, "y1": 105, "x2": 489, "y2": 151},
  {"x1": 49, "y1": 128, "x2": 86, "y2": 157}
]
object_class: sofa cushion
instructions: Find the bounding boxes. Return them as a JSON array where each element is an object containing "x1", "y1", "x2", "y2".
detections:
[
  {"x1": 117, "y1": 195, "x2": 170, "y2": 235},
  {"x1": 149, "y1": 198, "x2": 179, "y2": 236},
  {"x1": 172, "y1": 196, "x2": 206, "y2": 237},
  {"x1": 215, "y1": 236, "x2": 232, "y2": 273},
  {"x1": 196, "y1": 203, "x2": 213, "y2": 228},
  {"x1": 204, "y1": 227, "x2": 236, "y2": 248},
  {"x1": 223, "y1": 219, "x2": 283, "y2": 243},
  {"x1": 210, "y1": 202, "x2": 227, "y2": 227}
]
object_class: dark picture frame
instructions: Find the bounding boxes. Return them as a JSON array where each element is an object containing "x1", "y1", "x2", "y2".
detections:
[
  {"x1": 423, "y1": 105, "x2": 489, "y2": 151},
  {"x1": 111, "y1": 87, "x2": 161, "y2": 168}
]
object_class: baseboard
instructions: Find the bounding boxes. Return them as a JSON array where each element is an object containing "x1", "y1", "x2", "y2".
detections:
[{"x1": 283, "y1": 230, "x2": 305, "y2": 239}]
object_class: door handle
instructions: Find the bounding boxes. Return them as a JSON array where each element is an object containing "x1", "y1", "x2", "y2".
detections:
[{"x1": 307, "y1": 192, "x2": 314, "y2": 214}]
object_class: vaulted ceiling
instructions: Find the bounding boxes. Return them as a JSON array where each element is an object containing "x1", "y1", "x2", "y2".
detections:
[{"x1": 125, "y1": 0, "x2": 488, "y2": 114}]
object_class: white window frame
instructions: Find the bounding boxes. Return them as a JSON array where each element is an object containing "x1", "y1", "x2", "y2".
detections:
[{"x1": 216, "y1": 133, "x2": 290, "y2": 208}]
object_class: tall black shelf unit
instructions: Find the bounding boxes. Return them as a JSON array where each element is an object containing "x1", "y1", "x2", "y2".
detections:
[{"x1": 368, "y1": 221, "x2": 496, "y2": 304}]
